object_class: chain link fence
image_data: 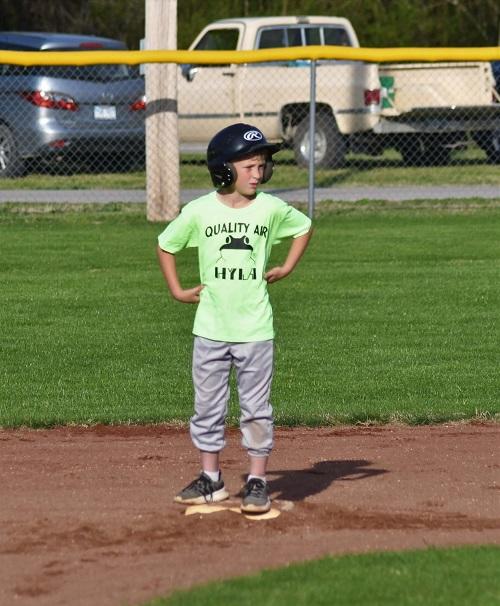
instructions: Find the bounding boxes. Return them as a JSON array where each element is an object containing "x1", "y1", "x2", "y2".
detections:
[{"x1": 0, "y1": 48, "x2": 499, "y2": 215}]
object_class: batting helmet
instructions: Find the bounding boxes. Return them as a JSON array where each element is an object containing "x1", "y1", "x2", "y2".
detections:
[{"x1": 207, "y1": 123, "x2": 281, "y2": 188}]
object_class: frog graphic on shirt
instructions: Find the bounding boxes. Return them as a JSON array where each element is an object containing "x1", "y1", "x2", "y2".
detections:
[{"x1": 215, "y1": 235, "x2": 257, "y2": 280}]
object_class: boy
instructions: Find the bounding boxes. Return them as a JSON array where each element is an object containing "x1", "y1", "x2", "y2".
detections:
[{"x1": 157, "y1": 123, "x2": 312, "y2": 513}]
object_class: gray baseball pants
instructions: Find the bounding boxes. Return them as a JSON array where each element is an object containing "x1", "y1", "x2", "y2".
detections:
[{"x1": 190, "y1": 336, "x2": 274, "y2": 457}]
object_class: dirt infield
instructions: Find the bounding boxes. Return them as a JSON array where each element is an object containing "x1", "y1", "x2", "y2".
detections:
[{"x1": 1, "y1": 422, "x2": 499, "y2": 606}]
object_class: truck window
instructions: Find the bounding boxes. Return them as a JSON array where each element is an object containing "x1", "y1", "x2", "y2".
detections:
[
  {"x1": 324, "y1": 27, "x2": 352, "y2": 46},
  {"x1": 257, "y1": 25, "x2": 352, "y2": 48},
  {"x1": 258, "y1": 27, "x2": 302, "y2": 48},
  {"x1": 194, "y1": 28, "x2": 239, "y2": 51},
  {"x1": 304, "y1": 27, "x2": 321, "y2": 46},
  {"x1": 258, "y1": 28, "x2": 286, "y2": 49},
  {"x1": 286, "y1": 28, "x2": 302, "y2": 47}
]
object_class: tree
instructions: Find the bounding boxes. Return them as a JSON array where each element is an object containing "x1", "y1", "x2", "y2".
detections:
[
  {"x1": 0, "y1": 0, "x2": 145, "y2": 49},
  {"x1": 0, "y1": 0, "x2": 498, "y2": 49}
]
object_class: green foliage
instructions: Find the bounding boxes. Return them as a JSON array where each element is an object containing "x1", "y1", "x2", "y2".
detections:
[
  {"x1": 0, "y1": 0, "x2": 145, "y2": 49},
  {"x1": 177, "y1": 0, "x2": 500, "y2": 48},
  {"x1": 0, "y1": 0, "x2": 498, "y2": 49},
  {"x1": 89, "y1": 0, "x2": 145, "y2": 48},
  {"x1": 146, "y1": 546, "x2": 500, "y2": 606}
]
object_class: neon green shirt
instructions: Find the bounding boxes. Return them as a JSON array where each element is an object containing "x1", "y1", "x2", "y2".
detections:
[{"x1": 158, "y1": 191, "x2": 311, "y2": 342}]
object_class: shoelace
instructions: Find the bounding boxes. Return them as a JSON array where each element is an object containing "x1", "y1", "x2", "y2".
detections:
[
  {"x1": 187, "y1": 474, "x2": 216, "y2": 503},
  {"x1": 244, "y1": 478, "x2": 267, "y2": 499}
]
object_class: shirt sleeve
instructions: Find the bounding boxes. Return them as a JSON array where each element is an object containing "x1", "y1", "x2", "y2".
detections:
[
  {"x1": 157, "y1": 206, "x2": 199, "y2": 253},
  {"x1": 272, "y1": 203, "x2": 312, "y2": 245}
]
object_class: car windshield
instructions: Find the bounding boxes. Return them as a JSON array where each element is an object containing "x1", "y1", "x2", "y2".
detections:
[{"x1": 1, "y1": 63, "x2": 138, "y2": 81}]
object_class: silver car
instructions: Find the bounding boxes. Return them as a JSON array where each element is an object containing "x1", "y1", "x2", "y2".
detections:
[{"x1": 0, "y1": 32, "x2": 145, "y2": 177}]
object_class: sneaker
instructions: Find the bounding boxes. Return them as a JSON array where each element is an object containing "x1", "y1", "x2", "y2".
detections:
[
  {"x1": 174, "y1": 472, "x2": 229, "y2": 505},
  {"x1": 241, "y1": 478, "x2": 271, "y2": 514}
]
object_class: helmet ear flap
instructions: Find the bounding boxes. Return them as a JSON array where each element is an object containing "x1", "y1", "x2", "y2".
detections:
[
  {"x1": 210, "y1": 162, "x2": 236, "y2": 188},
  {"x1": 261, "y1": 159, "x2": 274, "y2": 184},
  {"x1": 210, "y1": 158, "x2": 274, "y2": 186}
]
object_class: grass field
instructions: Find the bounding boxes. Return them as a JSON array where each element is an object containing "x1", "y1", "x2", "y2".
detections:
[
  {"x1": 1, "y1": 200, "x2": 498, "y2": 606},
  {"x1": 146, "y1": 546, "x2": 500, "y2": 606},
  {"x1": 1, "y1": 148, "x2": 500, "y2": 190},
  {"x1": 1, "y1": 199, "x2": 499, "y2": 428}
]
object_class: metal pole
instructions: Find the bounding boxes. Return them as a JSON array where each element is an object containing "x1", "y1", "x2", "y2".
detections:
[{"x1": 308, "y1": 59, "x2": 316, "y2": 219}]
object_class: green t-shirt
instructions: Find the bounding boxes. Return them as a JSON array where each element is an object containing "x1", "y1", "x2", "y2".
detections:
[{"x1": 157, "y1": 191, "x2": 311, "y2": 342}]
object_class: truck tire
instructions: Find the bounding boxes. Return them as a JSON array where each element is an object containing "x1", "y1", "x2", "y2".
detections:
[
  {"x1": 472, "y1": 131, "x2": 500, "y2": 164},
  {"x1": 0, "y1": 125, "x2": 25, "y2": 178},
  {"x1": 293, "y1": 114, "x2": 346, "y2": 169},
  {"x1": 398, "y1": 134, "x2": 451, "y2": 166}
]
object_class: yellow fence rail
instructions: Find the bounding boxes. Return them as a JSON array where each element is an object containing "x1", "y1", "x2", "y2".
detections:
[{"x1": 1, "y1": 46, "x2": 500, "y2": 66}]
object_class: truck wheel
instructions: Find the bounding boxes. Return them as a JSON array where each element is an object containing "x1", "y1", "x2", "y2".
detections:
[
  {"x1": 472, "y1": 131, "x2": 500, "y2": 164},
  {"x1": 398, "y1": 134, "x2": 451, "y2": 166},
  {"x1": 293, "y1": 115, "x2": 346, "y2": 169},
  {"x1": 0, "y1": 125, "x2": 25, "y2": 177}
]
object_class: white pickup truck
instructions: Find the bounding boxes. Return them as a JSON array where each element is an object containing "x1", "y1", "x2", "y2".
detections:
[
  {"x1": 176, "y1": 16, "x2": 500, "y2": 166},
  {"x1": 177, "y1": 16, "x2": 381, "y2": 168},
  {"x1": 364, "y1": 61, "x2": 500, "y2": 164}
]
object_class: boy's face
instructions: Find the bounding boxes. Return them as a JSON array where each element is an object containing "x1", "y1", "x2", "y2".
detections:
[{"x1": 231, "y1": 153, "x2": 267, "y2": 197}]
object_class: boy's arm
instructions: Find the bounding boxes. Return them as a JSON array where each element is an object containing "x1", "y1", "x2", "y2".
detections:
[
  {"x1": 264, "y1": 228, "x2": 313, "y2": 284},
  {"x1": 156, "y1": 245, "x2": 204, "y2": 304}
]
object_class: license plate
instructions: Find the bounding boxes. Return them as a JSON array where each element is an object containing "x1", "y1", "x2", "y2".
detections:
[{"x1": 94, "y1": 105, "x2": 116, "y2": 120}]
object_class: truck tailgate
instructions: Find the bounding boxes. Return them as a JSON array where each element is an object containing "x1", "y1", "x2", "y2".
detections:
[{"x1": 379, "y1": 62, "x2": 495, "y2": 115}]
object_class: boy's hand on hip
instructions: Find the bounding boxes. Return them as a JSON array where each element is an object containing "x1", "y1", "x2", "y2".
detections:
[
  {"x1": 264, "y1": 266, "x2": 290, "y2": 283},
  {"x1": 265, "y1": 230, "x2": 312, "y2": 284},
  {"x1": 173, "y1": 284, "x2": 204, "y2": 304}
]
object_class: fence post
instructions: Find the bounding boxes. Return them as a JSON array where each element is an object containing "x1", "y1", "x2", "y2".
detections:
[
  {"x1": 145, "y1": 0, "x2": 179, "y2": 222},
  {"x1": 308, "y1": 59, "x2": 316, "y2": 220}
]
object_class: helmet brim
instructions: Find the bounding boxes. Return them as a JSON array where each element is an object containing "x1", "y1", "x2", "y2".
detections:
[{"x1": 231, "y1": 141, "x2": 282, "y2": 160}]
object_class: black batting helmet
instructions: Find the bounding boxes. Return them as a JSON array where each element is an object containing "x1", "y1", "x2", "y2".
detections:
[{"x1": 207, "y1": 123, "x2": 281, "y2": 188}]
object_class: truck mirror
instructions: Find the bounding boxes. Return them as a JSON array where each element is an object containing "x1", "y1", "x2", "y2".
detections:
[{"x1": 181, "y1": 64, "x2": 198, "y2": 82}]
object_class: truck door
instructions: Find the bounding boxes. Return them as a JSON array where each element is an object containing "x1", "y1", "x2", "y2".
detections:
[{"x1": 178, "y1": 27, "x2": 240, "y2": 142}]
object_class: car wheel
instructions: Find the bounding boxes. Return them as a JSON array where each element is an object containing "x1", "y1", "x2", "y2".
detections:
[
  {"x1": 293, "y1": 114, "x2": 346, "y2": 169},
  {"x1": 0, "y1": 124, "x2": 25, "y2": 177}
]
